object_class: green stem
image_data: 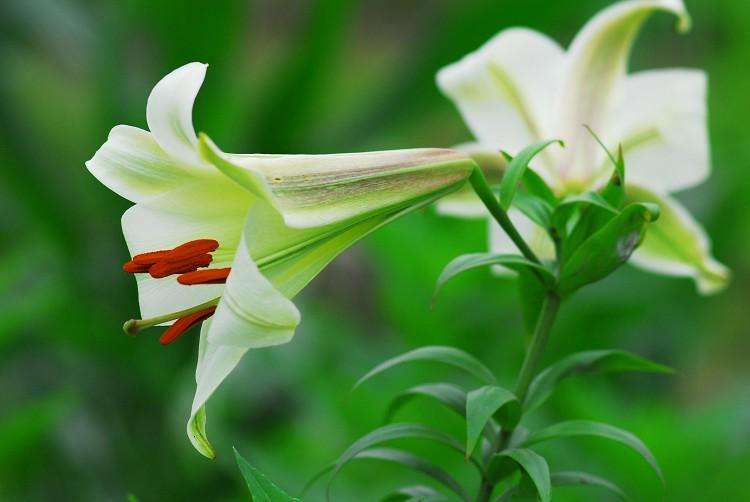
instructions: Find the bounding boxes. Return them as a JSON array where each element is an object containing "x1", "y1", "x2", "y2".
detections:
[
  {"x1": 514, "y1": 292, "x2": 561, "y2": 403},
  {"x1": 475, "y1": 293, "x2": 561, "y2": 502},
  {"x1": 469, "y1": 168, "x2": 541, "y2": 266}
]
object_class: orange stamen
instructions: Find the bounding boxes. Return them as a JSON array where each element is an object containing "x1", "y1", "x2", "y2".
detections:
[
  {"x1": 177, "y1": 268, "x2": 232, "y2": 285},
  {"x1": 132, "y1": 250, "x2": 171, "y2": 266},
  {"x1": 159, "y1": 306, "x2": 217, "y2": 345},
  {"x1": 168, "y1": 239, "x2": 219, "y2": 261},
  {"x1": 149, "y1": 254, "x2": 213, "y2": 278},
  {"x1": 123, "y1": 260, "x2": 151, "y2": 273}
]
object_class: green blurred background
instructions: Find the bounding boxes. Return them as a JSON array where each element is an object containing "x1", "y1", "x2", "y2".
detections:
[{"x1": 1, "y1": 0, "x2": 748, "y2": 500}]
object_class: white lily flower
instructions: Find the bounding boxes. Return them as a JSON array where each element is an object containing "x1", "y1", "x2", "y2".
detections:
[
  {"x1": 436, "y1": 0, "x2": 729, "y2": 294},
  {"x1": 86, "y1": 63, "x2": 476, "y2": 458}
]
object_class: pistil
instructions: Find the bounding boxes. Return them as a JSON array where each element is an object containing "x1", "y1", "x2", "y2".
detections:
[{"x1": 123, "y1": 298, "x2": 220, "y2": 335}]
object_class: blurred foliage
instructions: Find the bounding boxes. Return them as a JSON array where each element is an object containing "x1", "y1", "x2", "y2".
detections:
[{"x1": 0, "y1": 0, "x2": 748, "y2": 500}]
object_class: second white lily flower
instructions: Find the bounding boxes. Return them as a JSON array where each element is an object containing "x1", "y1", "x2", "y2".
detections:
[{"x1": 437, "y1": 0, "x2": 729, "y2": 294}]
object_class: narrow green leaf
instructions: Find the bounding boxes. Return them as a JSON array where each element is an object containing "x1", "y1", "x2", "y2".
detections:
[
  {"x1": 499, "y1": 140, "x2": 564, "y2": 210},
  {"x1": 356, "y1": 448, "x2": 470, "y2": 501},
  {"x1": 513, "y1": 191, "x2": 554, "y2": 229},
  {"x1": 521, "y1": 164, "x2": 558, "y2": 206},
  {"x1": 524, "y1": 349, "x2": 673, "y2": 413},
  {"x1": 524, "y1": 420, "x2": 663, "y2": 483},
  {"x1": 385, "y1": 383, "x2": 466, "y2": 422},
  {"x1": 557, "y1": 192, "x2": 618, "y2": 216},
  {"x1": 552, "y1": 192, "x2": 619, "y2": 243},
  {"x1": 558, "y1": 202, "x2": 660, "y2": 296},
  {"x1": 234, "y1": 448, "x2": 300, "y2": 502},
  {"x1": 585, "y1": 125, "x2": 626, "y2": 211},
  {"x1": 327, "y1": 423, "x2": 478, "y2": 499},
  {"x1": 465, "y1": 386, "x2": 520, "y2": 456},
  {"x1": 488, "y1": 449, "x2": 551, "y2": 502},
  {"x1": 352, "y1": 346, "x2": 496, "y2": 391},
  {"x1": 551, "y1": 471, "x2": 630, "y2": 501},
  {"x1": 434, "y1": 253, "x2": 555, "y2": 301},
  {"x1": 600, "y1": 145, "x2": 626, "y2": 209},
  {"x1": 381, "y1": 485, "x2": 448, "y2": 502}
]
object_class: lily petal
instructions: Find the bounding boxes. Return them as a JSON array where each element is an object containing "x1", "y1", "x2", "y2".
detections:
[
  {"x1": 626, "y1": 183, "x2": 729, "y2": 294},
  {"x1": 206, "y1": 230, "x2": 301, "y2": 349},
  {"x1": 146, "y1": 62, "x2": 208, "y2": 167},
  {"x1": 199, "y1": 134, "x2": 474, "y2": 229},
  {"x1": 488, "y1": 210, "x2": 555, "y2": 275},
  {"x1": 556, "y1": 0, "x2": 690, "y2": 182},
  {"x1": 437, "y1": 28, "x2": 564, "y2": 158},
  {"x1": 606, "y1": 69, "x2": 709, "y2": 192},
  {"x1": 85, "y1": 125, "x2": 202, "y2": 204},
  {"x1": 188, "y1": 319, "x2": 247, "y2": 459}
]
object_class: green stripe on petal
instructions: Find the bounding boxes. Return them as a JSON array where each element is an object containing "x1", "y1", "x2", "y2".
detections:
[
  {"x1": 199, "y1": 134, "x2": 475, "y2": 229},
  {"x1": 626, "y1": 184, "x2": 729, "y2": 294}
]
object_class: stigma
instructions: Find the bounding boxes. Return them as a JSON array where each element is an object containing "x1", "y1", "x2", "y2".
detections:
[{"x1": 121, "y1": 239, "x2": 232, "y2": 345}]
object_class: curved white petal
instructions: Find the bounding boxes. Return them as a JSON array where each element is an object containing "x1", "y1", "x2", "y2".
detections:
[
  {"x1": 199, "y1": 134, "x2": 473, "y2": 229},
  {"x1": 146, "y1": 62, "x2": 207, "y2": 166},
  {"x1": 488, "y1": 210, "x2": 555, "y2": 275},
  {"x1": 606, "y1": 69, "x2": 709, "y2": 192},
  {"x1": 627, "y1": 184, "x2": 729, "y2": 294},
  {"x1": 85, "y1": 125, "x2": 201, "y2": 204},
  {"x1": 207, "y1": 231, "x2": 300, "y2": 349},
  {"x1": 187, "y1": 320, "x2": 248, "y2": 459},
  {"x1": 555, "y1": 0, "x2": 690, "y2": 183},
  {"x1": 121, "y1": 181, "x2": 249, "y2": 320},
  {"x1": 437, "y1": 28, "x2": 564, "y2": 158}
]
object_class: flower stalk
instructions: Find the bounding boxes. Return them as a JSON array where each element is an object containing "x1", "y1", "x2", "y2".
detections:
[{"x1": 468, "y1": 168, "x2": 541, "y2": 266}]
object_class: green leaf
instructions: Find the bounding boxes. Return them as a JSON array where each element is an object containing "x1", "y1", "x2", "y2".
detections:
[
  {"x1": 584, "y1": 126, "x2": 625, "y2": 207},
  {"x1": 558, "y1": 202, "x2": 660, "y2": 296},
  {"x1": 551, "y1": 471, "x2": 630, "y2": 501},
  {"x1": 355, "y1": 448, "x2": 470, "y2": 501},
  {"x1": 556, "y1": 192, "x2": 618, "y2": 219},
  {"x1": 385, "y1": 383, "x2": 466, "y2": 422},
  {"x1": 524, "y1": 349, "x2": 673, "y2": 412},
  {"x1": 488, "y1": 449, "x2": 551, "y2": 502},
  {"x1": 520, "y1": 164, "x2": 558, "y2": 206},
  {"x1": 434, "y1": 253, "x2": 555, "y2": 301},
  {"x1": 524, "y1": 420, "x2": 663, "y2": 483},
  {"x1": 352, "y1": 346, "x2": 496, "y2": 391},
  {"x1": 381, "y1": 485, "x2": 449, "y2": 502},
  {"x1": 234, "y1": 448, "x2": 300, "y2": 502},
  {"x1": 499, "y1": 140, "x2": 563, "y2": 210},
  {"x1": 513, "y1": 191, "x2": 554, "y2": 229},
  {"x1": 552, "y1": 192, "x2": 620, "y2": 245},
  {"x1": 465, "y1": 386, "x2": 521, "y2": 456},
  {"x1": 326, "y1": 423, "x2": 478, "y2": 499},
  {"x1": 600, "y1": 145, "x2": 626, "y2": 209}
]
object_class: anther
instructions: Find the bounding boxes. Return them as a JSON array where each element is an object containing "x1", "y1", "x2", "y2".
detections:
[
  {"x1": 149, "y1": 254, "x2": 213, "y2": 279},
  {"x1": 159, "y1": 306, "x2": 217, "y2": 345},
  {"x1": 168, "y1": 239, "x2": 219, "y2": 261},
  {"x1": 123, "y1": 260, "x2": 151, "y2": 273},
  {"x1": 132, "y1": 250, "x2": 171, "y2": 265},
  {"x1": 177, "y1": 268, "x2": 231, "y2": 285}
]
